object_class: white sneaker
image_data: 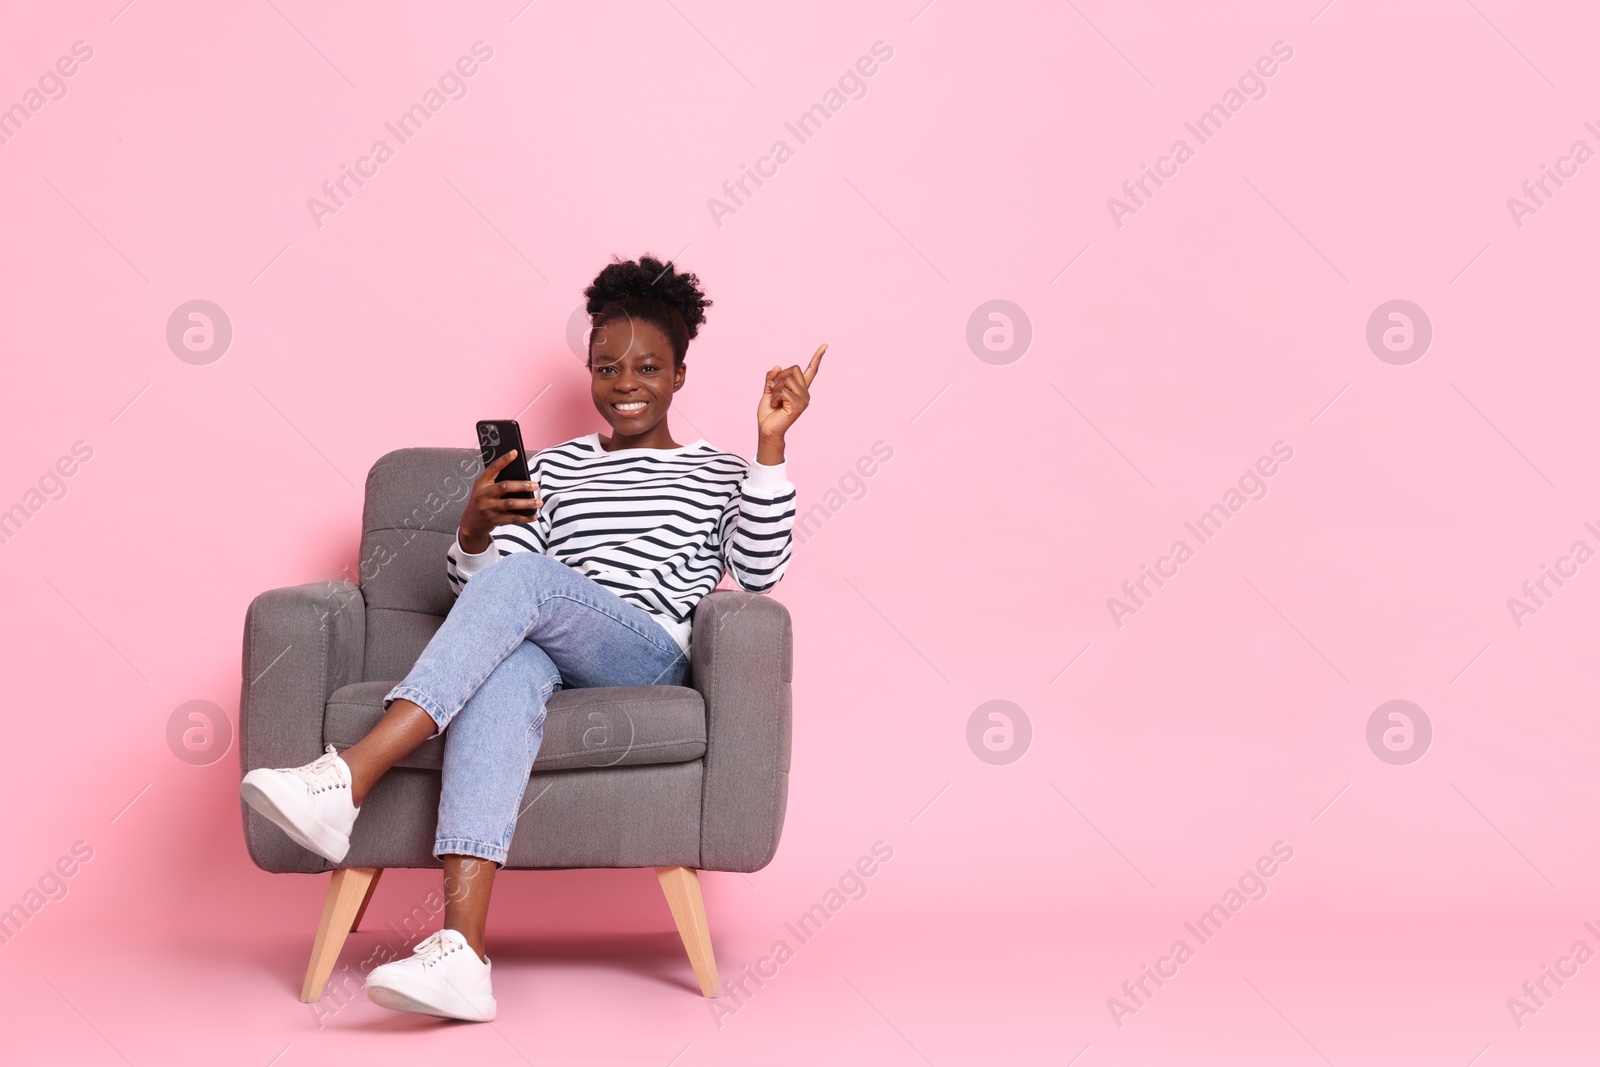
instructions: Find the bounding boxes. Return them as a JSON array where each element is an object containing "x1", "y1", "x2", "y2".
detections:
[
  {"x1": 365, "y1": 929, "x2": 497, "y2": 1022},
  {"x1": 240, "y1": 743, "x2": 360, "y2": 863}
]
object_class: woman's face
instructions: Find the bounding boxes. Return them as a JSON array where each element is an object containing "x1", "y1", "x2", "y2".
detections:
[{"x1": 588, "y1": 315, "x2": 685, "y2": 435}]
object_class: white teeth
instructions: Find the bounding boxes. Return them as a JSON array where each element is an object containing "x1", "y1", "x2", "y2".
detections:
[{"x1": 615, "y1": 402, "x2": 646, "y2": 412}]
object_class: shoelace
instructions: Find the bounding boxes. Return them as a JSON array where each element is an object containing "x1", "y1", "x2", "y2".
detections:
[
  {"x1": 408, "y1": 930, "x2": 459, "y2": 969},
  {"x1": 285, "y1": 744, "x2": 348, "y2": 795}
]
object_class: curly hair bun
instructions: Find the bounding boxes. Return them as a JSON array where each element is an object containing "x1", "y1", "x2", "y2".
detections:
[{"x1": 584, "y1": 254, "x2": 712, "y2": 340}]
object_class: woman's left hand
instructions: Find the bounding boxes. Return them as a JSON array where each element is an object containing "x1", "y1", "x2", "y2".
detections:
[{"x1": 757, "y1": 344, "x2": 826, "y2": 447}]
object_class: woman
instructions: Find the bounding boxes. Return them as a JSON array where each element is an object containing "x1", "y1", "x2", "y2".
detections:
[{"x1": 241, "y1": 255, "x2": 822, "y2": 1021}]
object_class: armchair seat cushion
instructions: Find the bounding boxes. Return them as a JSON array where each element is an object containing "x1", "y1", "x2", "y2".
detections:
[{"x1": 322, "y1": 681, "x2": 707, "y2": 773}]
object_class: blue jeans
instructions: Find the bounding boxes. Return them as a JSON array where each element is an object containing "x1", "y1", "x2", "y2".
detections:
[{"x1": 384, "y1": 552, "x2": 690, "y2": 866}]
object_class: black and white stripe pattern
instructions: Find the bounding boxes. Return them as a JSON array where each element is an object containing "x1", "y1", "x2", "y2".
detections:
[{"x1": 446, "y1": 432, "x2": 795, "y2": 652}]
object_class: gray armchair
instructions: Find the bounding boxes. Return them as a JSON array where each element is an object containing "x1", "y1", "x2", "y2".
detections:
[{"x1": 239, "y1": 447, "x2": 793, "y2": 1002}]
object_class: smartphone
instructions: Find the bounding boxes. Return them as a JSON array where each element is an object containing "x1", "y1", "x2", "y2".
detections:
[{"x1": 476, "y1": 420, "x2": 535, "y2": 506}]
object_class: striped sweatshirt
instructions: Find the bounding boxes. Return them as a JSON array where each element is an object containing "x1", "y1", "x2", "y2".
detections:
[{"x1": 446, "y1": 432, "x2": 796, "y2": 654}]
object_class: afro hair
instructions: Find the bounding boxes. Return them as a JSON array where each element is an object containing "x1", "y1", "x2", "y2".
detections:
[{"x1": 582, "y1": 254, "x2": 712, "y2": 366}]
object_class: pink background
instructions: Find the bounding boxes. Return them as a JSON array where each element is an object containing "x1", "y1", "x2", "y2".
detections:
[{"x1": 2, "y1": 1, "x2": 1597, "y2": 1063}]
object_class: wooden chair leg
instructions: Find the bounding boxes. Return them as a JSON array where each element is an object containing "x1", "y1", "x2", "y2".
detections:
[
  {"x1": 350, "y1": 868, "x2": 383, "y2": 932},
  {"x1": 656, "y1": 866, "x2": 721, "y2": 997},
  {"x1": 302, "y1": 868, "x2": 379, "y2": 1002}
]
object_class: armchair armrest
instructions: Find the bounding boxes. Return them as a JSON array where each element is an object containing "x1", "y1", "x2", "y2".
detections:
[
  {"x1": 691, "y1": 591, "x2": 793, "y2": 872},
  {"x1": 239, "y1": 581, "x2": 365, "y2": 873}
]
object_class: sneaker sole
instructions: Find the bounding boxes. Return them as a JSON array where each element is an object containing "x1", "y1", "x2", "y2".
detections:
[
  {"x1": 240, "y1": 770, "x2": 351, "y2": 864},
  {"x1": 366, "y1": 976, "x2": 497, "y2": 1022}
]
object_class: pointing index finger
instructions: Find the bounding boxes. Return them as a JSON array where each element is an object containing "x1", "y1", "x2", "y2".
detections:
[{"x1": 802, "y1": 343, "x2": 827, "y2": 385}]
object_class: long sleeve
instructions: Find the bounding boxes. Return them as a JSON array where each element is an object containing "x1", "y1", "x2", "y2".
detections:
[
  {"x1": 444, "y1": 454, "x2": 550, "y2": 596},
  {"x1": 719, "y1": 458, "x2": 796, "y2": 592}
]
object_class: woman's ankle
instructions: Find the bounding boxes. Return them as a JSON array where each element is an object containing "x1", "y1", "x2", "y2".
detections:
[
  {"x1": 447, "y1": 923, "x2": 489, "y2": 962},
  {"x1": 441, "y1": 854, "x2": 496, "y2": 962},
  {"x1": 340, "y1": 700, "x2": 438, "y2": 805},
  {"x1": 339, "y1": 750, "x2": 374, "y2": 806}
]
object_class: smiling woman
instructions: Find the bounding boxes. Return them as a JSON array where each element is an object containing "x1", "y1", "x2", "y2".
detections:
[
  {"x1": 443, "y1": 255, "x2": 812, "y2": 653},
  {"x1": 242, "y1": 252, "x2": 824, "y2": 1023}
]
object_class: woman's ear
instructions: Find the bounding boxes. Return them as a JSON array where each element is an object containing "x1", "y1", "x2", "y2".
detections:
[{"x1": 673, "y1": 360, "x2": 687, "y2": 392}]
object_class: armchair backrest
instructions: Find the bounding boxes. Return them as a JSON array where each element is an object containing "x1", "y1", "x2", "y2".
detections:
[{"x1": 358, "y1": 447, "x2": 483, "y2": 680}]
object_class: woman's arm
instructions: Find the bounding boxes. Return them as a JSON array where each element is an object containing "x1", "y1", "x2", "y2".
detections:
[
  {"x1": 721, "y1": 344, "x2": 824, "y2": 590},
  {"x1": 719, "y1": 460, "x2": 796, "y2": 592}
]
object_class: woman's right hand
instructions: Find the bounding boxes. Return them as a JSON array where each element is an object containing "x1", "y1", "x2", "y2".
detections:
[{"x1": 458, "y1": 450, "x2": 541, "y2": 554}]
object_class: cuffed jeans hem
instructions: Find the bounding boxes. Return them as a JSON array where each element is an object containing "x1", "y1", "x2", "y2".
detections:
[
  {"x1": 434, "y1": 838, "x2": 508, "y2": 866},
  {"x1": 384, "y1": 685, "x2": 452, "y2": 738}
]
